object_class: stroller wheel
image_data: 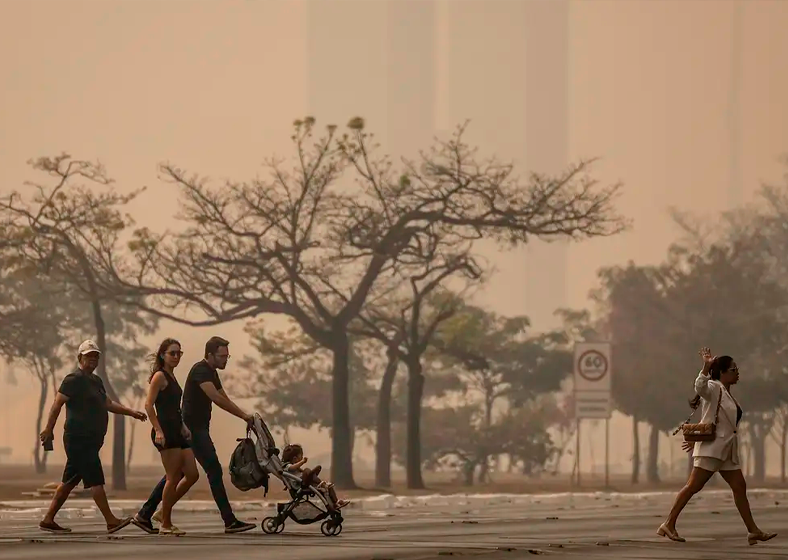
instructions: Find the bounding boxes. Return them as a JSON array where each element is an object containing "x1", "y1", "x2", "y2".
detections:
[
  {"x1": 321, "y1": 519, "x2": 342, "y2": 537},
  {"x1": 261, "y1": 517, "x2": 280, "y2": 534}
]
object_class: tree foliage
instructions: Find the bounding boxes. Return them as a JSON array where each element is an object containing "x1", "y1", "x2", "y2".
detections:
[
  {"x1": 0, "y1": 154, "x2": 156, "y2": 488},
  {"x1": 237, "y1": 320, "x2": 384, "y2": 436}
]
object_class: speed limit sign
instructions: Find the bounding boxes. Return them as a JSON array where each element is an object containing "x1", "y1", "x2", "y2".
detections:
[{"x1": 574, "y1": 342, "x2": 612, "y2": 392}]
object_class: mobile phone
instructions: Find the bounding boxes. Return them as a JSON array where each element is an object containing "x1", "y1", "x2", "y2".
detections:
[{"x1": 43, "y1": 437, "x2": 54, "y2": 451}]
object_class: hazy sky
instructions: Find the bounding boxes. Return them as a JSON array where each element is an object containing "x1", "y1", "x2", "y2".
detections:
[{"x1": 2, "y1": 0, "x2": 788, "y2": 472}]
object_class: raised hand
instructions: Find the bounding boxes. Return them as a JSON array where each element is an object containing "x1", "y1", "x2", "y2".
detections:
[{"x1": 699, "y1": 347, "x2": 714, "y2": 364}]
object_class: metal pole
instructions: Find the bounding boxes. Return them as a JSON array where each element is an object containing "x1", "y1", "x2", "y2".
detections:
[
  {"x1": 605, "y1": 417, "x2": 610, "y2": 488},
  {"x1": 576, "y1": 418, "x2": 581, "y2": 487}
]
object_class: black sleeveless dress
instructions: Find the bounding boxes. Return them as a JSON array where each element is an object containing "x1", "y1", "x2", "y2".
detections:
[{"x1": 151, "y1": 370, "x2": 190, "y2": 451}]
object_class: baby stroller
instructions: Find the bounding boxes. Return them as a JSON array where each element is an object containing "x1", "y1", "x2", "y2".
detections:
[{"x1": 229, "y1": 413, "x2": 344, "y2": 537}]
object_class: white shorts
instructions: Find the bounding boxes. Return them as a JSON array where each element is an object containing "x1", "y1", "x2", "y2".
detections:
[
  {"x1": 693, "y1": 456, "x2": 740, "y2": 472},
  {"x1": 693, "y1": 443, "x2": 740, "y2": 472}
]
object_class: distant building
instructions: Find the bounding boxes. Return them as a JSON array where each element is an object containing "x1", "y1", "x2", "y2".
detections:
[{"x1": 306, "y1": 0, "x2": 570, "y2": 328}]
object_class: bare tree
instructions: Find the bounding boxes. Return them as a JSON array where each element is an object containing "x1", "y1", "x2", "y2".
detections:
[
  {"x1": 106, "y1": 118, "x2": 626, "y2": 488},
  {"x1": 0, "y1": 155, "x2": 146, "y2": 489}
]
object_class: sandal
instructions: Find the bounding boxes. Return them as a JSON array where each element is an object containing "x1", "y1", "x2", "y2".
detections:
[{"x1": 107, "y1": 516, "x2": 133, "y2": 534}]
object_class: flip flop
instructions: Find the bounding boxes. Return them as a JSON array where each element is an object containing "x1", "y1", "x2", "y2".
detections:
[{"x1": 107, "y1": 516, "x2": 133, "y2": 534}]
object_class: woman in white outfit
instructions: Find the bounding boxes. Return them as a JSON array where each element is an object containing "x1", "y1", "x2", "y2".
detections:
[{"x1": 658, "y1": 347, "x2": 776, "y2": 545}]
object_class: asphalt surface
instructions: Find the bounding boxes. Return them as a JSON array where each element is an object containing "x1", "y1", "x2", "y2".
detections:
[{"x1": 1, "y1": 491, "x2": 786, "y2": 559}]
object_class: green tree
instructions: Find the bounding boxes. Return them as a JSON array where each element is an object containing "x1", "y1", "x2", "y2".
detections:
[
  {"x1": 433, "y1": 305, "x2": 573, "y2": 482},
  {"x1": 593, "y1": 235, "x2": 788, "y2": 483},
  {"x1": 0, "y1": 266, "x2": 70, "y2": 472},
  {"x1": 350, "y1": 248, "x2": 479, "y2": 489},
  {"x1": 591, "y1": 262, "x2": 679, "y2": 483},
  {"x1": 0, "y1": 155, "x2": 152, "y2": 488},
  {"x1": 236, "y1": 320, "x2": 382, "y2": 456},
  {"x1": 669, "y1": 240, "x2": 788, "y2": 482},
  {"x1": 391, "y1": 396, "x2": 562, "y2": 486}
]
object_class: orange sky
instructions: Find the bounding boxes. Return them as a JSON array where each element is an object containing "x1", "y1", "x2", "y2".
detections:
[{"x1": 1, "y1": 0, "x2": 788, "y2": 473}]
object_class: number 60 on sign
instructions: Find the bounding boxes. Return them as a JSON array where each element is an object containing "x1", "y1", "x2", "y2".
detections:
[{"x1": 573, "y1": 342, "x2": 612, "y2": 393}]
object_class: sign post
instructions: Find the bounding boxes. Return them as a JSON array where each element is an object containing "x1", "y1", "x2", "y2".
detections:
[
  {"x1": 605, "y1": 418, "x2": 610, "y2": 488},
  {"x1": 573, "y1": 342, "x2": 613, "y2": 487}
]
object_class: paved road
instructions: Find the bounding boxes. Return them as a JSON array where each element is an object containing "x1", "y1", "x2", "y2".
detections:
[{"x1": 1, "y1": 491, "x2": 786, "y2": 559}]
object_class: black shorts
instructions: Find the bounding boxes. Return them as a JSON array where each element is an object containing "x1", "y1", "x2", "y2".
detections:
[
  {"x1": 62, "y1": 435, "x2": 105, "y2": 489},
  {"x1": 151, "y1": 427, "x2": 191, "y2": 452}
]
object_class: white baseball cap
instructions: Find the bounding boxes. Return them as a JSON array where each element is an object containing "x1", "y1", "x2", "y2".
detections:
[{"x1": 77, "y1": 339, "x2": 101, "y2": 356}]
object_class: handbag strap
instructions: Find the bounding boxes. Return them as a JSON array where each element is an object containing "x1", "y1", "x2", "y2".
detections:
[
  {"x1": 673, "y1": 406, "x2": 698, "y2": 436},
  {"x1": 671, "y1": 385, "x2": 723, "y2": 436},
  {"x1": 712, "y1": 386, "x2": 723, "y2": 425}
]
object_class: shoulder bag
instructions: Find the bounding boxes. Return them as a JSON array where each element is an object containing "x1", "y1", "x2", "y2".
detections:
[{"x1": 673, "y1": 386, "x2": 723, "y2": 443}]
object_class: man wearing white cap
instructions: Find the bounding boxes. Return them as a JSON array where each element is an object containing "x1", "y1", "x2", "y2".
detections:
[{"x1": 38, "y1": 339, "x2": 148, "y2": 534}]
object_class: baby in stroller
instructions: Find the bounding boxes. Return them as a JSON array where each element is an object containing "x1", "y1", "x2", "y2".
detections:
[
  {"x1": 281, "y1": 444, "x2": 349, "y2": 511},
  {"x1": 237, "y1": 414, "x2": 346, "y2": 536}
]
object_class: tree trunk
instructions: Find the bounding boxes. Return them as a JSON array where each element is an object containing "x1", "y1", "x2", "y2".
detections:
[
  {"x1": 330, "y1": 332, "x2": 355, "y2": 489},
  {"x1": 89, "y1": 296, "x2": 126, "y2": 490},
  {"x1": 781, "y1": 413, "x2": 787, "y2": 484},
  {"x1": 478, "y1": 457, "x2": 491, "y2": 484},
  {"x1": 126, "y1": 396, "x2": 141, "y2": 474},
  {"x1": 126, "y1": 421, "x2": 135, "y2": 475},
  {"x1": 646, "y1": 424, "x2": 660, "y2": 483},
  {"x1": 631, "y1": 415, "x2": 640, "y2": 484},
  {"x1": 406, "y1": 359, "x2": 426, "y2": 489},
  {"x1": 744, "y1": 436, "x2": 753, "y2": 477},
  {"x1": 751, "y1": 423, "x2": 767, "y2": 483},
  {"x1": 462, "y1": 461, "x2": 475, "y2": 486},
  {"x1": 375, "y1": 350, "x2": 399, "y2": 487},
  {"x1": 349, "y1": 427, "x2": 356, "y2": 458},
  {"x1": 33, "y1": 375, "x2": 49, "y2": 474}
]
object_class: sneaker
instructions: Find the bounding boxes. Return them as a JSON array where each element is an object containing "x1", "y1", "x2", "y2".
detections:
[
  {"x1": 39, "y1": 520, "x2": 72, "y2": 534},
  {"x1": 224, "y1": 520, "x2": 256, "y2": 534},
  {"x1": 159, "y1": 525, "x2": 186, "y2": 536},
  {"x1": 131, "y1": 514, "x2": 158, "y2": 535}
]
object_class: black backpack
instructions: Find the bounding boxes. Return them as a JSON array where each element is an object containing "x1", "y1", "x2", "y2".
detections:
[{"x1": 229, "y1": 437, "x2": 269, "y2": 494}]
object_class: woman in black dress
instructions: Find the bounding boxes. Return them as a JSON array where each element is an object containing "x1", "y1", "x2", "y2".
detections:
[{"x1": 144, "y1": 338, "x2": 199, "y2": 535}]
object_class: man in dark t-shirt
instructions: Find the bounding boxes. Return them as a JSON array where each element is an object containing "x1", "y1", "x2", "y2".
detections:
[
  {"x1": 38, "y1": 339, "x2": 147, "y2": 534},
  {"x1": 182, "y1": 359, "x2": 223, "y2": 429},
  {"x1": 133, "y1": 336, "x2": 256, "y2": 534},
  {"x1": 59, "y1": 367, "x2": 110, "y2": 440}
]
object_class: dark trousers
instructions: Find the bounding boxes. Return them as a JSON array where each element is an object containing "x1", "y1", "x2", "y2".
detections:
[{"x1": 138, "y1": 428, "x2": 236, "y2": 526}]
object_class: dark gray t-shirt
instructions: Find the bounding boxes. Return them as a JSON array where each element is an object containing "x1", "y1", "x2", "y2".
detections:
[{"x1": 182, "y1": 360, "x2": 222, "y2": 430}]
